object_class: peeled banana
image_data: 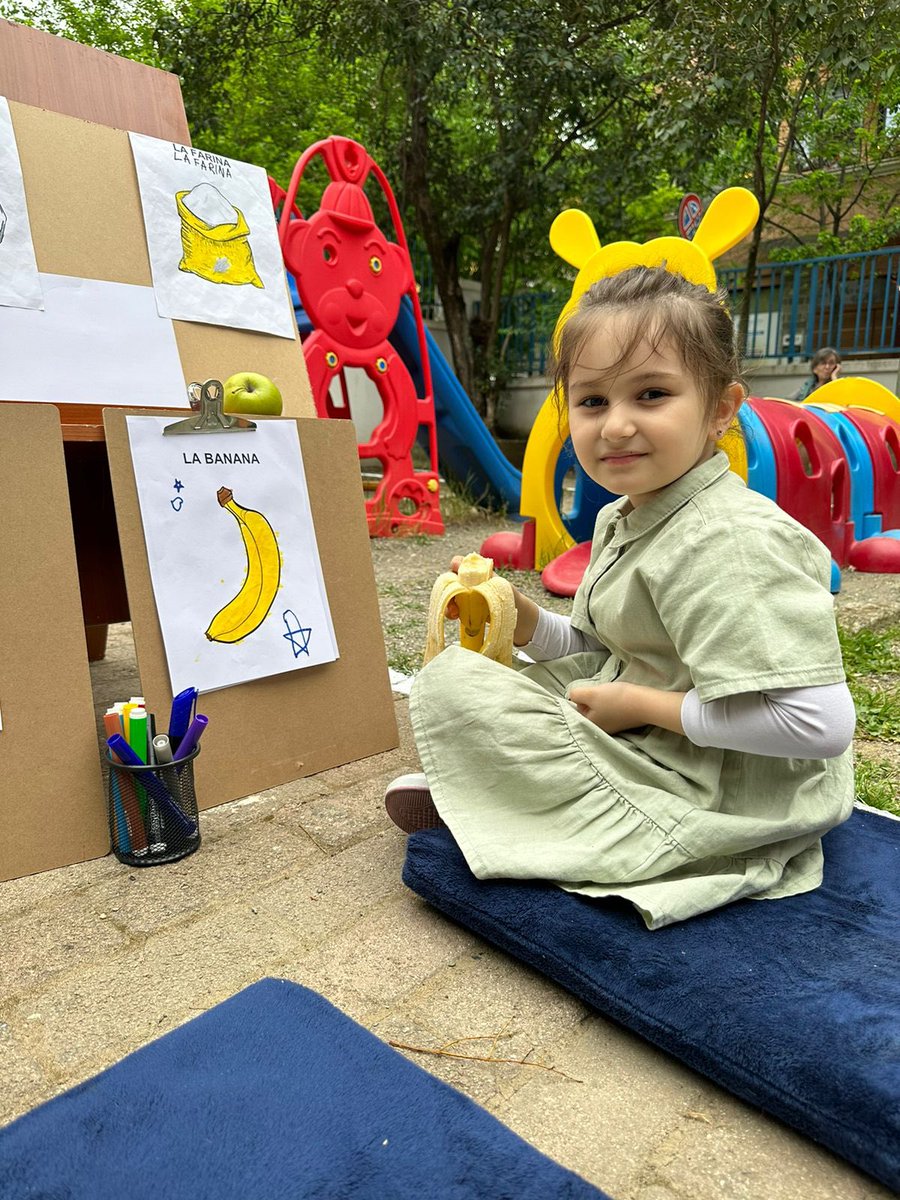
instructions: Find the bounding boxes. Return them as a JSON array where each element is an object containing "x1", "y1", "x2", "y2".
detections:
[
  {"x1": 206, "y1": 486, "x2": 282, "y2": 643},
  {"x1": 424, "y1": 553, "x2": 516, "y2": 667}
]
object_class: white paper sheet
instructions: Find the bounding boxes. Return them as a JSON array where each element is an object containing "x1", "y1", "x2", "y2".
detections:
[
  {"x1": 0, "y1": 274, "x2": 187, "y2": 405},
  {"x1": 0, "y1": 96, "x2": 43, "y2": 310},
  {"x1": 129, "y1": 133, "x2": 296, "y2": 340},
  {"x1": 126, "y1": 416, "x2": 338, "y2": 694}
]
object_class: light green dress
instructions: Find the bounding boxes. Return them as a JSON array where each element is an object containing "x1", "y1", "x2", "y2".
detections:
[{"x1": 410, "y1": 453, "x2": 854, "y2": 929}]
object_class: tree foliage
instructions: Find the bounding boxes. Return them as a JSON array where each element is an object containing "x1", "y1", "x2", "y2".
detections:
[
  {"x1": 276, "y1": 0, "x2": 658, "y2": 423},
  {"x1": 773, "y1": 51, "x2": 900, "y2": 245},
  {"x1": 646, "y1": 0, "x2": 900, "y2": 350},
  {"x1": 4, "y1": 0, "x2": 900, "y2": 405}
]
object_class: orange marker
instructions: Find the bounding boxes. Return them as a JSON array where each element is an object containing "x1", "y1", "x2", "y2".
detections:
[{"x1": 104, "y1": 710, "x2": 148, "y2": 854}]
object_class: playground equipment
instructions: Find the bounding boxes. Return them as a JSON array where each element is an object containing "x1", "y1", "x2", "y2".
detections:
[
  {"x1": 389, "y1": 297, "x2": 523, "y2": 513},
  {"x1": 516, "y1": 381, "x2": 900, "y2": 597},
  {"x1": 481, "y1": 188, "x2": 759, "y2": 581},
  {"x1": 479, "y1": 192, "x2": 900, "y2": 592},
  {"x1": 276, "y1": 138, "x2": 443, "y2": 536},
  {"x1": 274, "y1": 148, "x2": 900, "y2": 581}
]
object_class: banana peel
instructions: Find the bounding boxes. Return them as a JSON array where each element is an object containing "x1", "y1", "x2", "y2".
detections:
[{"x1": 424, "y1": 553, "x2": 516, "y2": 667}]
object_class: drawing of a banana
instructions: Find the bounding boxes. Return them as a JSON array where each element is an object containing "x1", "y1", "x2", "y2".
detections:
[{"x1": 205, "y1": 486, "x2": 282, "y2": 643}]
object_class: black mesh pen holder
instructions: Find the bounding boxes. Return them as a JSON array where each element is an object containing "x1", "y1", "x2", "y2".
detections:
[{"x1": 106, "y1": 746, "x2": 201, "y2": 867}]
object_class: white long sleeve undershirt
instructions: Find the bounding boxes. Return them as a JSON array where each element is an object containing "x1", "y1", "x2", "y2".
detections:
[{"x1": 521, "y1": 607, "x2": 855, "y2": 759}]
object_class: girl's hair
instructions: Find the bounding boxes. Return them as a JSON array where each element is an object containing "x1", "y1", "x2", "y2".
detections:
[
  {"x1": 551, "y1": 267, "x2": 745, "y2": 417},
  {"x1": 810, "y1": 346, "x2": 841, "y2": 370}
]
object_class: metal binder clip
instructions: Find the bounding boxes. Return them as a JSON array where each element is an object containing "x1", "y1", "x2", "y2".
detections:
[{"x1": 162, "y1": 379, "x2": 257, "y2": 436}]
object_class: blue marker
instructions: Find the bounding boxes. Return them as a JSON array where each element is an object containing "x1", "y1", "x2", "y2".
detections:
[
  {"x1": 174, "y1": 714, "x2": 208, "y2": 773},
  {"x1": 106, "y1": 734, "x2": 196, "y2": 837},
  {"x1": 168, "y1": 687, "x2": 198, "y2": 751}
]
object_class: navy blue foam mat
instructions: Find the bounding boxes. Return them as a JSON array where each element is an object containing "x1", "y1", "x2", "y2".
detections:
[
  {"x1": 403, "y1": 808, "x2": 900, "y2": 1192},
  {"x1": 0, "y1": 978, "x2": 607, "y2": 1200}
]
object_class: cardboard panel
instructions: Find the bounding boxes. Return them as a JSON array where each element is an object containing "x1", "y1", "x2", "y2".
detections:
[
  {"x1": 0, "y1": 403, "x2": 108, "y2": 881},
  {"x1": 0, "y1": 18, "x2": 191, "y2": 143},
  {"x1": 8, "y1": 99, "x2": 314, "y2": 419},
  {"x1": 104, "y1": 410, "x2": 399, "y2": 807}
]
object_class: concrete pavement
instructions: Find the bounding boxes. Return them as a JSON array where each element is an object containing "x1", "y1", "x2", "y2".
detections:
[{"x1": 0, "y1": 630, "x2": 892, "y2": 1200}]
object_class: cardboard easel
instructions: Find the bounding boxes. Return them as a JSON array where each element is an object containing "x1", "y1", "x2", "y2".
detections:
[
  {"x1": 0, "y1": 403, "x2": 108, "y2": 880},
  {"x1": 1, "y1": 22, "x2": 314, "y2": 652},
  {"x1": 104, "y1": 411, "x2": 397, "y2": 809},
  {"x1": 9, "y1": 99, "x2": 314, "y2": 414},
  {"x1": 0, "y1": 29, "x2": 399, "y2": 877}
]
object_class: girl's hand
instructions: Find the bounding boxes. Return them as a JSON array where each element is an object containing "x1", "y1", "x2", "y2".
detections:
[
  {"x1": 569, "y1": 683, "x2": 645, "y2": 734},
  {"x1": 568, "y1": 682, "x2": 688, "y2": 736},
  {"x1": 831, "y1": 362, "x2": 842, "y2": 380},
  {"x1": 444, "y1": 556, "x2": 464, "y2": 621}
]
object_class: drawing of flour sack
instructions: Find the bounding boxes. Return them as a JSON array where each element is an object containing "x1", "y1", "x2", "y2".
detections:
[
  {"x1": 176, "y1": 183, "x2": 263, "y2": 288},
  {"x1": 128, "y1": 130, "x2": 295, "y2": 337}
]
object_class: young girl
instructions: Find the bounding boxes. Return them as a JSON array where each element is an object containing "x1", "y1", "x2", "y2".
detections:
[{"x1": 385, "y1": 267, "x2": 856, "y2": 929}]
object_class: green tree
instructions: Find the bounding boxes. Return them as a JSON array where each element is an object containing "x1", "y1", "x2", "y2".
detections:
[
  {"x1": 771, "y1": 54, "x2": 900, "y2": 247},
  {"x1": 0, "y1": 0, "x2": 169, "y2": 63},
  {"x1": 647, "y1": 0, "x2": 900, "y2": 351},
  {"x1": 159, "y1": 0, "x2": 658, "y2": 425}
]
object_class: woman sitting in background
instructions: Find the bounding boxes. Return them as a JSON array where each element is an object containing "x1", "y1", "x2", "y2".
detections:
[{"x1": 793, "y1": 347, "x2": 842, "y2": 400}]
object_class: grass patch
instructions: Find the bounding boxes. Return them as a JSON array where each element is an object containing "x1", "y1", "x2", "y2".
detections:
[
  {"x1": 439, "y1": 475, "x2": 507, "y2": 525},
  {"x1": 838, "y1": 624, "x2": 900, "y2": 741},
  {"x1": 848, "y1": 685, "x2": 900, "y2": 739},
  {"x1": 855, "y1": 757, "x2": 900, "y2": 817},
  {"x1": 838, "y1": 625, "x2": 900, "y2": 676},
  {"x1": 387, "y1": 649, "x2": 422, "y2": 676}
]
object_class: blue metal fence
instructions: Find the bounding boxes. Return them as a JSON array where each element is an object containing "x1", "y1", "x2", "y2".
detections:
[
  {"x1": 719, "y1": 247, "x2": 900, "y2": 362},
  {"x1": 488, "y1": 247, "x2": 900, "y2": 377},
  {"x1": 409, "y1": 239, "x2": 438, "y2": 320},
  {"x1": 496, "y1": 290, "x2": 566, "y2": 379}
]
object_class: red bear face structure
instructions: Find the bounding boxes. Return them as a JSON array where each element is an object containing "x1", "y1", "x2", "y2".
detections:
[{"x1": 283, "y1": 181, "x2": 412, "y2": 353}]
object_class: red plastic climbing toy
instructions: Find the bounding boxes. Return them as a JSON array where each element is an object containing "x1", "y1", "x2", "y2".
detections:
[
  {"x1": 277, "y1": 137, "x2": 443, "y2": 536},
  {"x1": 751, "y1": 398, "x2": 853, "y2": 566}
]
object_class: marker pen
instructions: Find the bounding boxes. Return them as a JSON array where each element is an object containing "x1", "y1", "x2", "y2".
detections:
[
  {"x1": 168, "y1": 687, "x2": 198, "y2": 752},
  {"x1": 128, "y1": 707, "x2": 149, "y2": 819},
  {"x1": 173, "y1": 713, "x2": 208, "y2": 772},
  {"x1": 104, "y1": 710, "x2": 130, "y2": 854},
  {"x1": 128, "y1": 706, "x2": 148, "y2": 762},
  {"x1": 151, "y1": 733, "x2": 180, "y2": 849},
  {"x1": 104, "y1": 710, "x2": 147, "y2": 854},
  {"x1": 153, "y1": 733, "x2": 174, "y2": 765},
  {"x1": 106, "y1": 734, "x2": 196, "y2": 837},
  {"x1": 145, "y1": 713, "x2": 165, "y2": 853}
]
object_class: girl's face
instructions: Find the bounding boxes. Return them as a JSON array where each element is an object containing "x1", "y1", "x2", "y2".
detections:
[{"x1": 566, "y1": 312, "x2": 742, "y2": 507}]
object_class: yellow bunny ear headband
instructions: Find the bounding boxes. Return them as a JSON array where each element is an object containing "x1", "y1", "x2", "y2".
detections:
[{"x1": 548, "y1": 186, "x2": 760, "y2": 339}]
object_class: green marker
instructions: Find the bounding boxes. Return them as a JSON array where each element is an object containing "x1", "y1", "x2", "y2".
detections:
[{"x1": 128, "y1": 706, "x2": 149, "y2": 819}]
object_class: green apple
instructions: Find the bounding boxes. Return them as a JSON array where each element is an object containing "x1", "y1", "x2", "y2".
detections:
[{"x1": 223, "y1": 371, "x2": 283, "y2": 416}]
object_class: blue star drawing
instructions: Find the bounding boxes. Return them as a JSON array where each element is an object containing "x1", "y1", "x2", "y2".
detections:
[
  {"x1": 282, "y1": 609, "x2": 311, "y2": 657},
  {"x1": 173, "y1": 479, "x2": 185, "y2": 492}
]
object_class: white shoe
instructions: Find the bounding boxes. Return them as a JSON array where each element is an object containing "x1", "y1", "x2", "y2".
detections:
[{"x1": 384, "y1": 773, "x2": 444, "y2": 833}]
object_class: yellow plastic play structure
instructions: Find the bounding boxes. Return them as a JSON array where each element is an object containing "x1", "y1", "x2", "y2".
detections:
[
  {"x1": 516, "y1": 187, "x2": 760, "y2": 567},
  {"x1": 804, "y1": 376, "x2": 900, "y2": 426}
]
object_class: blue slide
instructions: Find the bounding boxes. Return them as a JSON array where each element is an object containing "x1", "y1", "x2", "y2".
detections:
[{"x1": 390, "y1": 298, "x2": 523, "y2": 514}]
